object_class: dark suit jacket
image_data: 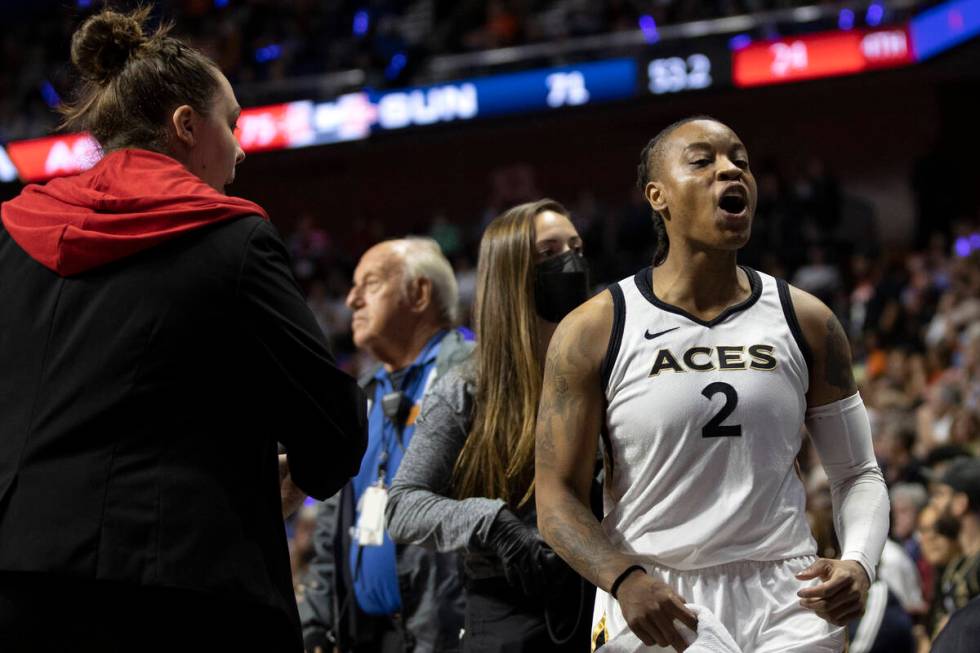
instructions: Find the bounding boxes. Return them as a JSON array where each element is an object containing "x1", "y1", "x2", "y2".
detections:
[{"x1": 0, "y1": 215, "x2": 367, "y2": 649}]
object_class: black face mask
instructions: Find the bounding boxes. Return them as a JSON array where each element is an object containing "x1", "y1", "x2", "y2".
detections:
[{"x1": 534, "y1": 250, "x2": 590, "y2": 323}]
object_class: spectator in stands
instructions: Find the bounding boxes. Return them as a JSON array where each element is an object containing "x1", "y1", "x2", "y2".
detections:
[
  {"x1": 950, "y1": 409, "x2": 980, "y2": 452},
  {"x1": 868, "y1": 348, "x2": 926, "y2": 414},
  {"x1": 299, "y1": 237, "x2": 473, "y2": 653},
  {"x1": 879, "y1": 537, "x2": 927, "y2": 618},
  {"x1": 917, "y1": 504, "x2": 962, "y2": 645},
  {"x1": 918, "y1": 381, "x2": 963, "y2": 453},
  {"x1": 882, "y1": 426, "x2": 928, "y2": 487},
  {"x1": 923, "y1": 445, "x2": 971, "y2": 481},
  {"x1": 793, "y1": 244, "x2": 842, "y2": 308},
  {"x1": 891, "y1": 483, "x2": 929, "y2": 560},
  {"x1": 928, "y1": 458, "x2": 980, "y2": 635}
]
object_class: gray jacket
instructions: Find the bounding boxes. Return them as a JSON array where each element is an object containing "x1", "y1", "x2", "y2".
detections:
[
  {"x1": 385, "y1": 365, "x2": 511, "y2": 580},
  {"x1": 297, "y1": 329, "x2": 473, "y2": 653}
]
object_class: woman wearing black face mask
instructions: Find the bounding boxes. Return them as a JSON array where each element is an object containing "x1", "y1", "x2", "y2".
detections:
[{"x1": 386, "y1": 199, "x2": 594, "y2": 652}]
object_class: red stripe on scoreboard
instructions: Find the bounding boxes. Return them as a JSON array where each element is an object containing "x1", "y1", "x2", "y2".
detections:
[
  {"x1": 234, "y1": 101, "x2": 314, "y2": 153},
  {"x1": 5, "y1": 133, "x2": 101, "y2": 183},
  {"x1": 733, "y1": 27, "x2": 914, "y2": 88}
]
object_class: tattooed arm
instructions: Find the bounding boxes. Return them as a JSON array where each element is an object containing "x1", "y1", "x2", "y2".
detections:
[
  {"x1": 790, "y1": 286, "x2": 858, "y2": 406},
  {"x1": 535, "y1": 291, "x2": 622, "y2": 585},
  {"x1": 790, "y1": 286, "x2": 889, "y2": 626},
  {"x1": 535, "y1": 291, "x2": 697, "y2": 651}
]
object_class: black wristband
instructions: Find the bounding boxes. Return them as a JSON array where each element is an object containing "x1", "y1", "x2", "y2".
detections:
[{"x1": 610, "y1": 565, "x2": 645, "y2": 599}]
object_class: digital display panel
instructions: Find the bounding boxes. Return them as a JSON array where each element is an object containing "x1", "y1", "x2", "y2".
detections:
[{"x1": 733, "y1": 28, "x2": 913, "y2": 87}]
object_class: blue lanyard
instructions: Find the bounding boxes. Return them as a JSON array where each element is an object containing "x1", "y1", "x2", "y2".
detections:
[{"x1": 373, "y1": 330, "x2": 446, "y2": 475}]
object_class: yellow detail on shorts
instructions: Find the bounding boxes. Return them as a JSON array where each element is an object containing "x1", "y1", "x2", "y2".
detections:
[{"x1": 591, "y1": 613, "x2": 608, "y2": 652}]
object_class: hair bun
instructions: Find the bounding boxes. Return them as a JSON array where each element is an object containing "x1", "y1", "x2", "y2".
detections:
[{"x1": 71, "y1": 8, "x2": 150, "y2": 84}]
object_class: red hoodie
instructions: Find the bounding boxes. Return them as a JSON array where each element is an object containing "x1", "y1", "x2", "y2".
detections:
[{"x1": 0, "y1": 148, "x2": 269, "y2": 276}]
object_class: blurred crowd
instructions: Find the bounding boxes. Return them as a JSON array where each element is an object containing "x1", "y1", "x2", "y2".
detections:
[
  {"x1": 284, "y1": 155, "x2": 980, "y2": 651},
  {"x1": 0, "y1": 0, "x2": 926, "y2": 143}
]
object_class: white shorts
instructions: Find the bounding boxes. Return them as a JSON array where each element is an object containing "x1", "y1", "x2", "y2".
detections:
[{"x1": 592, "y1": 556, "x2": 845, "y2": 653}]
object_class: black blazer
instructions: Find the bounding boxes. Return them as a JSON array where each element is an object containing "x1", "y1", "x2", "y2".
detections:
[{"x1": 0, "y1": 215, "x2": 367, "y2": 647}]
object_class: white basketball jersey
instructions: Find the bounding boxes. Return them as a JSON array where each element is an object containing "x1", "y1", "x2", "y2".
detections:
[{"x1": 600, "y1": 266, "x2": 817, "y2": 569}]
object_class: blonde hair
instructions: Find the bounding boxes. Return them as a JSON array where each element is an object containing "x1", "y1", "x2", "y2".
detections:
[{"x1": 452, "y1": 199, "x2": 569, "y2": 507}]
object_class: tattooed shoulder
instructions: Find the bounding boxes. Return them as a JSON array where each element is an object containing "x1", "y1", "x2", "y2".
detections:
[
  {"x1": 545, "y1": 302, "x2": 607, "y2": 376},
  {"x1": 824, "y1": 316, "x2": 857, "y2": 398}
]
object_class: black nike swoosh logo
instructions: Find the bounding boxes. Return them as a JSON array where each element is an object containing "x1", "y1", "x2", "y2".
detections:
[{"x1": 644, "y1": 327, "x2": 680, "y2": 340}]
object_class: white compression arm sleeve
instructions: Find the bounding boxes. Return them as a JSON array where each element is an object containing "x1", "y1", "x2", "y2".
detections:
[{"x1": 805, "y1": 392, "x2": 889, "y2": 583}]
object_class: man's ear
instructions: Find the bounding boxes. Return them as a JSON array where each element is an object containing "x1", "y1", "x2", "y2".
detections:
[
  {"x1": 407, "y1": 277, "x2": 433, "y2": 314},
  {"x1": 171, "y1": 105, "x2": 196, "y2": 148}
]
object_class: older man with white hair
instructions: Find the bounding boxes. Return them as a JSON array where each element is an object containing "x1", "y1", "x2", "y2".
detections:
[{"x1": 299, "y1": 237, "x2": 473, "y2": 653}]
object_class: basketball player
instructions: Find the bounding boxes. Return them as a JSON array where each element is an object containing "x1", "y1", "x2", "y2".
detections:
[{"x1": 534, "y1": 117, "x2": 889, "y2": 652}]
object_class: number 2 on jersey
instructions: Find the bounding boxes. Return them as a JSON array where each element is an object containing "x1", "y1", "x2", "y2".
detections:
[{"x1": 701, "y1": 382, "x2": 742, "y2": 437}]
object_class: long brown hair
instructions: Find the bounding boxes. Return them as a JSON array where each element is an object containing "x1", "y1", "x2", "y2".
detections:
[{"x1": 452, "y1": 198, "x2": 569, "y2": 508}]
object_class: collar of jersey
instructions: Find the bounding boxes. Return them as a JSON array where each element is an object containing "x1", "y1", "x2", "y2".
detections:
[{"x1": 633, "y1": 265, "x2": 762, "y2": 328}]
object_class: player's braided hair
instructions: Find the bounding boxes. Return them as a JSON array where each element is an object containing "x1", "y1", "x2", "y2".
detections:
[{"x1": 636, "y1": 115, "x2": 718, "y2": 266}]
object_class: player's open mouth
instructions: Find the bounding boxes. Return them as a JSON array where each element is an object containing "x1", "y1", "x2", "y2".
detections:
[
  {"x1": 718, "y1": 188, "x2": 748, "y2": 218},
  {"x1": 719, "y1": 195, "x2": 746, "y2": 213}
]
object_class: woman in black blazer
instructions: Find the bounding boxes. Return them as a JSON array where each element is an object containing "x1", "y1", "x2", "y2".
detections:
[{"x1": 0, "y1": 8, "x2": 366, "y2": 652}]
